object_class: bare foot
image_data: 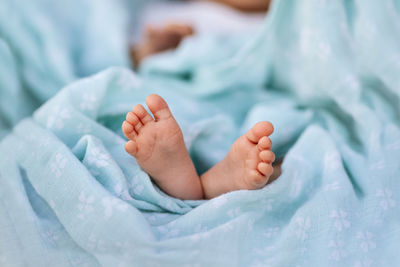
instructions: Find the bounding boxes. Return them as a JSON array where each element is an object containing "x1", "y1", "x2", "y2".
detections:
[
  {"x1": 200, "y1": 122, "x2": 275, "y2": 199},
  {"x1": 122, "y1": 94, "x2": 203, "y2": 200},
  {"x1": 122, "y1": 95, "x2": 277, "y2": 200},
  {"x1": 130, "y1": 23, "x2": 194, "y2": 68}
]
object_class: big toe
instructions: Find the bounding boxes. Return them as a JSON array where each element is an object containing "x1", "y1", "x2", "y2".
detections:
[
  {"x1": 246, "y1": 121, "x2": 274, "y2": 143},
  {"x1": 146, "y1": 94, "x2": 173, "y2": 121}
]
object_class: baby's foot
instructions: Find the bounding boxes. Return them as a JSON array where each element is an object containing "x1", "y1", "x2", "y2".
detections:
[
  {"x1": 200, "y1": 122, "x2": 275, "y2": 199},
  {"x1": 130, "y1": 23, "x2": 194, "y2": 67},
  {"x1": 122, "y1": 94, "x2": 203, "y2": 200}
]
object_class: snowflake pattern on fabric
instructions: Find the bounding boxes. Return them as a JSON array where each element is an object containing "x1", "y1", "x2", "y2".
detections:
[
  {"x1": 1, "y1": 0, "x2": 400, "y2": 266},
  {"x1": 295, "y1": 217, "x2": 311, "y2": 241},
  {"x1": 50, "y1": 153, "x2": 68, "y2": 178},
  {"x1": 330, "y1": 210, "x2": 351, "y2": 232},
  {"x1": 357, "y1": 231, "x2": 376, "y2": 252},
  {"x1": 46, "y1": 106, "x2": 71, "y2": 129},
  {"x1": 102, "y1": 197, "x2": 128, "y2": 219},
  {"x1": 376, "y1": 189, "x2": 396, "y2": 210},
  {"x1": 80, "y1": 93, "x2": 97, "y2": 111},
  {"x1": 77, "y1": 192, "x2": 95, "y2": 220},
  {"x1": 329, "y1": 239, "x2": 347, "y2": 261}
]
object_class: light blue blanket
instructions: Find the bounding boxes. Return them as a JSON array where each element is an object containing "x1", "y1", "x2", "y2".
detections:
[
  {"x1": 0, "y1": 0, "x2": 130, "y2": 139},
  {"x1": 1, "y1": 0, "x2": 400, "y2": 266}
]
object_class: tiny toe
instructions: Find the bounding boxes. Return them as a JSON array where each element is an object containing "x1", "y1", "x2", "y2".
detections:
[
  {"x1": 257, "y1": 162, "x2": 273, "y2": 176},
  {"x1": 248, "y1": 170, "x2": 269, "y2": 187},
  {"x1": 126, "y1": 111, "x2": 143, "y2": 132},
  {"x1": 124, "y1": 140, "x2": 138, "y2": 156},
  {"x1": 146, "y1": 94, "x2": 174, "y2": 121},
  {"x1": 246, "y1": 121, "x2": 274, "y2": 143},
  {"x1": 258, "y1": 136, "x2": 272, "y2": 150},
  {"x1": 259, "y1": 150, "x2": 275, "y2": 163},
  {"x1": 122, "y1": 121, "x2": 136, "y2": 138},
  {"x1": 126, "y1": 111, "x2": 139, "y2": 124},
  {"x1": 133, "y1": 104, "x2": 153, "y2": 124}
]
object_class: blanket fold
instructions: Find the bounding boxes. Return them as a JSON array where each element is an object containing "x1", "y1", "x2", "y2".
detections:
[{"x1": 1, "y1": 0, "x2": 400, "y2": 266}]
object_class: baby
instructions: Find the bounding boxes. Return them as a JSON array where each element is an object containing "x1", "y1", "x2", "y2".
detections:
[{"x1": 122, "y1": 95, "x2": 275, "y2": 200}]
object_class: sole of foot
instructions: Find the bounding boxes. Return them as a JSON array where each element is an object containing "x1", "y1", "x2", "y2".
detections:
[
  {"x1": 200, "y1": 121, "x2": 275, "y2": 199},
  {"x1": 122, "y1": 94, "x2": 203, "y2": 200}
]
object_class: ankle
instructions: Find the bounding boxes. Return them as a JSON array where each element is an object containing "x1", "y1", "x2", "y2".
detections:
[{"x1": 200, "y1": 161, "x2": 229, "y2": 199}]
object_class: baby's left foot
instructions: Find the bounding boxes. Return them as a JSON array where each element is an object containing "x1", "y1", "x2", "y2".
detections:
[{"x1": 200, "y1": 122, "x2": 275, "y2": 199}]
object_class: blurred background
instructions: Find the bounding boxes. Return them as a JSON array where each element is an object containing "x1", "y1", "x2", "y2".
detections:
[{"x1": 0, "y1": 0, "x2": 271, "y2": 139}]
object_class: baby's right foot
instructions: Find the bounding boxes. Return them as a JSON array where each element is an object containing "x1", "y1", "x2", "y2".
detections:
[
  {"x1": 200, "y1": 122, "x2": 275, "y2": 199},
  {"x1": 122, "y1": 94, "x2": 203, "y2": 200}
]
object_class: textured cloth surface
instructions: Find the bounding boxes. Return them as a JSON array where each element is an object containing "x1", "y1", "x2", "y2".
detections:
[
  {"x1": 0, "y1": 0, "x2": 130, "y2": 139},
  {"x1": 1, "y1": 0, "x2": 400, "y2": 266}
]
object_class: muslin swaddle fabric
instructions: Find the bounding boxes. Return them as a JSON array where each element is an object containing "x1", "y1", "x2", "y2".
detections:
[{"x1": 1, "y1": 0, "x2": 400, "y2": 266}]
